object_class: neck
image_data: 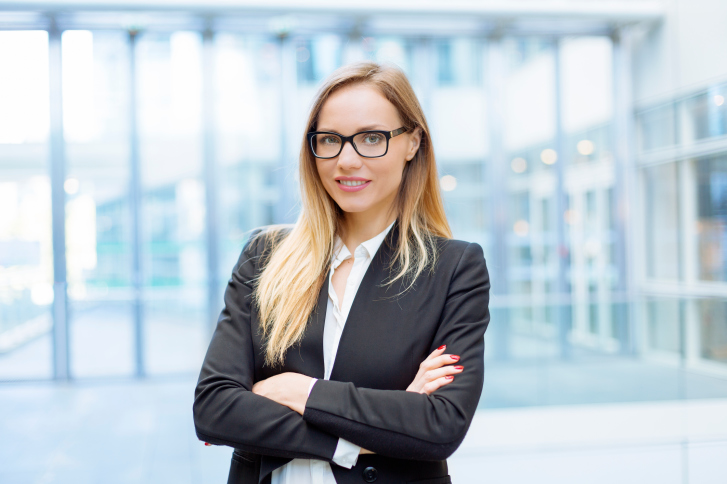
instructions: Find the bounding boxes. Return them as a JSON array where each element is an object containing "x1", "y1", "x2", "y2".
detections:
[{"x1": 339, "y1": 208, "x2": 397, "y2": 252}]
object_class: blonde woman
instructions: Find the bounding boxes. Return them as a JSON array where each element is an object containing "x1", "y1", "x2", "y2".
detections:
[{"x1": 193, "y1": 61, "x2": 491, "y2": 484}]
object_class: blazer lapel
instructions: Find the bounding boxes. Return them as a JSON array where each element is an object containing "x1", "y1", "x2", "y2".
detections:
[
  {"x1": 328, "y1": 219, "x2": 400, "y2": 381},
  {"x1": 290, "y1": 268, "x2": 328, "y2": 378}
]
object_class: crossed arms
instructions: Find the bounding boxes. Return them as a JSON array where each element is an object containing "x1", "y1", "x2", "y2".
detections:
[{"x1": 192, "y1": 231, "x2": 491, "y2": 463}]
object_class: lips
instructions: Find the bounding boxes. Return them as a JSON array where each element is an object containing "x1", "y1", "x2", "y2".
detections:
[{"x1": 336, "y1": 179, "x2": 371, "y2": 192}]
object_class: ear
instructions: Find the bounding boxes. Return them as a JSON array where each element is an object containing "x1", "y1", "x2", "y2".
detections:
[{"x1": 405, "y1": 127, "x2": 422, "y2": 162}]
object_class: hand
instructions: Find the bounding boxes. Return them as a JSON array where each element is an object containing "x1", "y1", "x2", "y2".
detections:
[
  {"x1": 406, "y1": 345, "x2": 462, "y2": 395},
  {"x1": 251, "y1": 372, "x2": 313, "y2": 415}
]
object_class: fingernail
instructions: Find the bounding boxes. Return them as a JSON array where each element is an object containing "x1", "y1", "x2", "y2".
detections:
[
  {"x1": 445, "y1": 375, "x2": 454, "y2": 380},
  {"x1": 450, "y1": 355, "x2": 459, "y2": 361},
  {"x1": 438, "y1": 345, "x2": 446, "y2": 350},
  {"x1": 454, "y1": 365, "x2": 463, "y2": 370},
  {"x1": 204, "y1": 442, "x2": 211, "y2": 446}
]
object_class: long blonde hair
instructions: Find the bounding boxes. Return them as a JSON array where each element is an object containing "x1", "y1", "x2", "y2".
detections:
[{"x1": 251, "y1": 61, "x2": 452, "y2": 367}]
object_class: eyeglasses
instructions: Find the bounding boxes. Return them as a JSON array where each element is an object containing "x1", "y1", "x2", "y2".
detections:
[{"x1": 307, "y1": 127, "x2": 409, "y2": 159}]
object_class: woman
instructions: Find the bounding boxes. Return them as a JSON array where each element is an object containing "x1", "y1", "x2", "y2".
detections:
[{"x1": 193, "y1": 61, "x2": 490, "y2": 484}]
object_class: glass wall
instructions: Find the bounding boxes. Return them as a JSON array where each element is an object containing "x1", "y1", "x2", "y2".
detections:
[
  {"x1": 0, "y1": 17, "x2": 725, "y2": 405},
  {"x1": 636, "y1": 81, "x2": 727, "y2": 376}
]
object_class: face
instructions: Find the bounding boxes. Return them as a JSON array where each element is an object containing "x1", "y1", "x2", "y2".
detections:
[{"x1": 313, "y1": 83, "x2": 421, "y2": 221}]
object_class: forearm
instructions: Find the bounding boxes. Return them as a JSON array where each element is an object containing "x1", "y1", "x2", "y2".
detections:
[
  {"x1": 194, "y1": 378, "x2": 339, "y2": 460},
  {"x1": 302, "y1": 368, "x2": 482, "y2": 461}
]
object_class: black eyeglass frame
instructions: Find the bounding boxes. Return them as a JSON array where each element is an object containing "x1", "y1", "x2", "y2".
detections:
[{"x1": 307, "y1": 126, "x2": 409, "y2": 159}]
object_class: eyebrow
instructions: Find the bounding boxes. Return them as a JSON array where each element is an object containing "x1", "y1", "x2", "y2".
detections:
[{"x1": 316, "y1": 124, "x2": 388, "y2": 133}]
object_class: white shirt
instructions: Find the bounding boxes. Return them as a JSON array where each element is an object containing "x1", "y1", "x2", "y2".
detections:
[{"x1": 271, "y1": 219, "x2": 396, "y2": 484}]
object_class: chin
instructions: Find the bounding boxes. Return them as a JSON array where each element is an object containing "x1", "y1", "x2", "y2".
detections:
[{"x1": 336, "y1": 202, "x2": 372, "y2": 214}]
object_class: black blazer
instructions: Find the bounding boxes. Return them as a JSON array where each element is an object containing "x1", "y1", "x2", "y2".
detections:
[{"x1": 193, "y1": 219, "x2": 491, "y2": 484}]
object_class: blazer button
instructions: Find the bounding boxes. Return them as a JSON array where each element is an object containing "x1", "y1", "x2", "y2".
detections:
[{"x1": 362, "y1": 466, "x2": 377, "y2": 482}]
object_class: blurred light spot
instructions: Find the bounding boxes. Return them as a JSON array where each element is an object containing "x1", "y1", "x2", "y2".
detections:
[
  {"x1": 64, "y1": 178, "x2": 80, "y2": 194},
  {"x1": 296, "y1": 46, "x2": 310, "y2": 63},
  {"x1": 513, "y1": 220, "x2": 529, "y2": 236},
  {"x1": 713, "y1": 94, "x2": 725, "y2": 106},
  {"x1": 540, "y1": 149, "x2": 557, "y2": 165},
  {"x1": 584, "y1": 238, "x2": 602, "y2": 258},
  {"x1": 511, "y1": 157, "x2": 527, "y2": 173},
  {"x1": 564, "y1": 209, "x2": 580, "y2": 225},
  {"x1": 31, "y1": 283, "x2": 54, "y2": 306},
  {"x1": 577, "y1": 139, "x2": 594, "y2": 156},
  {"x1": 68, "y1": 283, "x2": 87, "y2": 300},
  {"x1": 440, "y1": 175, "x2": 457, "y2": 192}
]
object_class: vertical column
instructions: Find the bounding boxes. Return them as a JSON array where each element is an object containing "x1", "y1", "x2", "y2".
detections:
[
  {"x1": 48, "y1": 20, "x2": 70, "y2": 381},
  {"x1": 612, "y1": 29, "x2": 635, "y2": 355},
  {"x1": 202, "y1": 26, "x2": 221, "y2": 335},
  {"x1": 274, "y1": 32, "x2": 299, "y2": 224},
  {"x1": 128, "y1": 29, "x2": 145, "y2": 377},
  {"x1": 553, "y1": 38, "x2": 571, "y2": 360},
  {"x1": 485, "y1": 35, "x2": 511, "y2": 361}
]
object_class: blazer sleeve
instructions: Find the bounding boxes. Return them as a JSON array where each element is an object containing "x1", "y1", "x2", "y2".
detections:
[
  {"x1": 302, "y1": 241, "x2": 490, "y2": 461},
  {"x1": 193, "y1": 228, "x2": 339, "y2": 461}
]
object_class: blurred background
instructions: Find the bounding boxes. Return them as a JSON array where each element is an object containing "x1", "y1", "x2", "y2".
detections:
[{"x1": 1, "y1": 0, "x2": 726, "y2": 483}]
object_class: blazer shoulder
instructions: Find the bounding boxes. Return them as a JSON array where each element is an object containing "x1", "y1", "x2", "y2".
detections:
[
  {"x1": 233, "y1": 224, "x2": 294, "y2": 276},
  {"x1": 242, "y1": 224, "x2": 294, "y2": 257},
  {"x1": 433, "y1": 235, "x2": 482, "y2": 259}
]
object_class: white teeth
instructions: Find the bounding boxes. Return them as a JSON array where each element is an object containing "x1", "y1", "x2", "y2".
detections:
[{"x1": 339, "y1": 180, "x2": 368, "y2": 186}]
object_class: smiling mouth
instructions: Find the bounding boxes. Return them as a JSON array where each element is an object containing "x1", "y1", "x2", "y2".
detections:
[{"x1": 337, "y1": 180, "x2": 370, "y2": 186}]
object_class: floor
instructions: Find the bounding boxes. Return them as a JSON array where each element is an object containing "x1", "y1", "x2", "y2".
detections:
[{"x1": 1, "y1": 377, "x2": 727, "y2": 484}]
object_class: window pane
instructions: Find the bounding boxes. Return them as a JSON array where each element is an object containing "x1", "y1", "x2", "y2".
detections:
[
  {"x1": 644, "y1": 162, "x2": 680, "y2": 280},
  {"x1": 0, "y1": 30, "x2": 53, "y2": 380},
  {"x1": 137, "y1": 32, "x2": 208, "y2": 375},
  {"x1": 696, "y1": 155, "x2": 727, "y2": 282},
  {"x1": 62, "y1": 30, "x2": 136, "y2": 378}
]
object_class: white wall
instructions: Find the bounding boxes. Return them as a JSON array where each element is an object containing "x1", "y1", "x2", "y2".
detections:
[{"x1": 632, "y1": 0, "x2": 727, "y2": 107}]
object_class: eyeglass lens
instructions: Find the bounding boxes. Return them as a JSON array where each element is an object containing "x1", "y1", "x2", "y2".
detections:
[{"x1": 312, "y1": 132, "x2": 388, "y2": 158}]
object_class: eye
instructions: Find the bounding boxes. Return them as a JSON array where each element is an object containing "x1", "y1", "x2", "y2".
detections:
[
  {"x1": 320, "y1": 135, "x2": 340, "y2": 145},
  {"x1": 362, "y1": 133, "x2": 385, "y2": 145}
]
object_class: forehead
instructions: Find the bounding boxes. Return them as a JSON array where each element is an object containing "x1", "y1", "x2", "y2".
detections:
[{"x1": 317, "y1": 83, "x2": 402, "y2": 131}]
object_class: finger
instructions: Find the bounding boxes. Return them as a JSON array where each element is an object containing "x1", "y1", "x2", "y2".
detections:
[
  {"x1": 418, "y1": 345, "x2": 448, "y2": 371},
  {"x1": 421, "y1": 375, "x2": 455, "y2": 395},
  {"x1": 422, "y1": 353, "x2": 461, "y2": 371},
  {"x1": 425, "y1": 344, "x2": 448, "y2": 361},
  {"x1": 424, "y1": 365, "x2": 463, "y2": 382}
]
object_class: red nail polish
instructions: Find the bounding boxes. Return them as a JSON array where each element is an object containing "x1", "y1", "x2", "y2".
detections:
[
  {"x1": 445, "y1": 375, "x2": 454, "y2": 380},
  {"x1": 450, "y1": 355, "x2": 459, "y2": 361},
  {"x1": 454, "y1": 365, "x2": 463, "y2": 370},
  {"x1": 438, "y1": 345, "x2": 446, "y2": 350},
  {"x1": 204, "y1": 442, "x2": 211, "y2": 446}
]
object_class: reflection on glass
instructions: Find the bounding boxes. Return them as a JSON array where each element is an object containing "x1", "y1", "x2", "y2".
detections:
[
  {"x1": 698, "y1": 298, "x2": 727, "y2": 363},
  {"x1": 684, "y1": 84, "x2": 727, "y2": 142},
  {"x1": 0, "y1": 30, "x2": 53, "y2": 380},
  {"x1": 696, "y1": 155, "x2": 727, "y2": 282}
]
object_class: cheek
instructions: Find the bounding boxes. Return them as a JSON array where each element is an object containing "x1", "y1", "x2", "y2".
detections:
[{"x1": 317, "y1": 164, "x2": 335, "y2": 192}]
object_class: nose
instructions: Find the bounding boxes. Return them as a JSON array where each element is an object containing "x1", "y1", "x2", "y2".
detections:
[{"x1": 337, "y1": 139, "x2": 363, "y2": 170}]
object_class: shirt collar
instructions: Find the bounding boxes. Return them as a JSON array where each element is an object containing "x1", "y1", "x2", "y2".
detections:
[{"x1": 333, "y1": 219, "x2": 396, "y2": 263}]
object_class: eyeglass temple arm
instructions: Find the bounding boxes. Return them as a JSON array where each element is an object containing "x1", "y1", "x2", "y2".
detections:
[{"x1": 390, "y1": 127, "x2": 408, "y2": 137}]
